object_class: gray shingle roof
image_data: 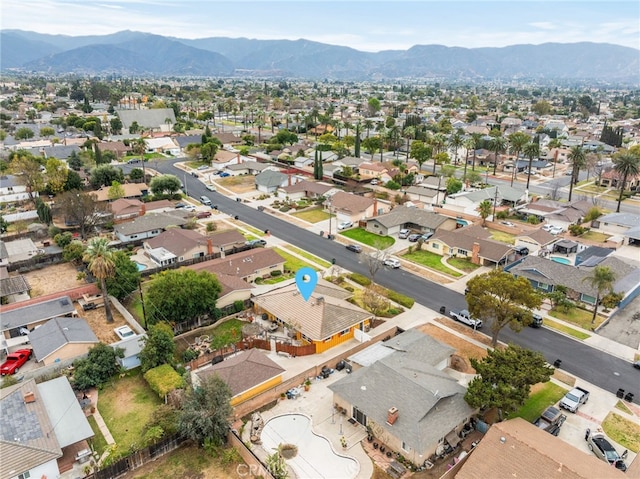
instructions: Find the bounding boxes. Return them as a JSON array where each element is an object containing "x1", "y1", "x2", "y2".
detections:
[
  {"x1": 255, "y1": 170, "x2": 287, "y2": 187},
  {"x1": 367, "y1": 206, "x2": 449, "y2": 229},
  {"x1": 114, "y1": 212, "x2": 189, "y2": 236},
  {"x1": 1, "y1": 296, "x2": 76, "y2": 331},
  {"x1": 598, "y1": 212, "x2": 640, "y2": 228},
  {"x1": 29, "y1": 317, "x2": 98, "y2": 361}
]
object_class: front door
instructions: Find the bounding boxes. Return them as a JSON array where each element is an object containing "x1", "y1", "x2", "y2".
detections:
[{"x1": 353, "y1": 406, "x2": 367, "y2": 426}]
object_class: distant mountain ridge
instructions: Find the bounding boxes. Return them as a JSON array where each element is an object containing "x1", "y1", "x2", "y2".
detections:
[{"x1": 2, "y1": 29, "x2": 638, "y2": 82}]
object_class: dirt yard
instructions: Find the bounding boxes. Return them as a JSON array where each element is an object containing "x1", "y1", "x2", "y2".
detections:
[
  {"x1": 417, "y1": 322, "x2": 488, "y2": 373},
  {"x1": 78, "y1": 304, "x2": 129, "y2": 344},
  {"x1": 23, "y1": 263, "x2": 84, "y2": 297},
  {"x1": 216, "y1": 175, "x2": 256, "y2": 194}
]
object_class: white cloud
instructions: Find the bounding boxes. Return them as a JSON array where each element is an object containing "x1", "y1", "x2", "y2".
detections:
[{"x1": 529, "y1": 22, "x2": 556, "y2": 30}]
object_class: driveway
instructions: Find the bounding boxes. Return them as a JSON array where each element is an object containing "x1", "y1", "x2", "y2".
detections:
[{"x1": 597, "y1": 293, "x2": 640, "y2": 350}]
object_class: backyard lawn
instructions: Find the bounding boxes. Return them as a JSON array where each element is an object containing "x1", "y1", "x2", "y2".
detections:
[
  {"x1": 580, "y1": 231, "x2": 610, "y2": 242},
  {"x1": 97, "y1": 370, "x2": 162, "y2": 456},
  {"x1": 291, "y1": 207, "x2": 333, "y2": 223},
  {"x1": 489, "y1": 230, "x2": 516, "y2": 245},
  {"x1": 340, "y1": 228, "x2": 395, "y2": 249},
  {"x1": 87, "y1": 415, "x2": 108, "y2": 457},
  {"x1": 402, "y1": 250, "x2": 462, "y2": 277},
  {"x1": 508, "y1": 381, "x2": 568, "y2": 422}
]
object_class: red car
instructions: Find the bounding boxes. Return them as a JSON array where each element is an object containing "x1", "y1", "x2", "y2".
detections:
[{"x1": 1, "y1": 349, "x2": 32, "y2": 375}]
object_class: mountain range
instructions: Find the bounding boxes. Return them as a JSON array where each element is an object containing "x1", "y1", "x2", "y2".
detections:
[{"x1": 1, "y1": 29, "x2": 638, "y2": 82}]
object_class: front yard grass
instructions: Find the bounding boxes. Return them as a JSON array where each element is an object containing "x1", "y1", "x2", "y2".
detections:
[
  {"x1": 508, "y1": 381, "x2": 568, "y2": 422},
  {"x1": 274, "y1": 247, "x2": 319, "y2": 272},
  {"x1": 544, "y1": 318, "x2": 590, "y2": 340},
  {"x1": 549, "y1": 306, "x2": 605, "y2": 330},
  {"x1": 602, "y1": 412, "x2": 640, "y2": 453},
  {"x1": 340, "y1": 228, "x2": 395, "y2": 249},
  {"x1": 402, "y1": 249, "x2": 462, "y2": 277},
  {"x1": 283, "y1": 245, "x2": 332, "y2": 268},
  {"x1": 615, "y1": 400, "x2": 633, "y2": 415},
  {"x1": 446, "y1": 257, "x2": 481, "y2": 272},
  {"x1": 291, "y1": 207, "x2": 332, "y2": 223},
  {"x1": 97, "y1": 370, "x2": 162, "y2": 456},
  {"x1": 579, "y1": 231, "x2": 610, "y2": 242}
]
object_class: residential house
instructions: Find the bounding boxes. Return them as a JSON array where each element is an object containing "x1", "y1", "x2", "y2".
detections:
[
  {"x1": 28, "y1": 316, "x2": 98, "y2": 366},
  {"x1": 445, "y1": 185, "x2": 528, "y2": 216},
  {"x1": 329, "y1": 329, "x2": 474, "y2": 465},
  {"x1": 333, "y1": 156, "x2": 366, "y2": 170},
  {"x1": 516, "y1": 199, "x2": 591, "y2": 230},
  {"x1": 0, "y1": 295, "x2": 78, "y2": 341},
  {"x1": 115, "y1": 108, "x2": 176, "y2": 132},
  {"x1": 255, "y1": 170, "x2": 293, "y2": 193},
  {"x1": 226, "y1": 161, "x2": 274, "y2": 176},
  {"x1": 505, "y1": 255, "x2": 640, "y2": 308},
  {"x1": 208, "y1": 229, "x2": 250, "y2": 255},
  {"x1": 113, "y1": 211, "x2": 189, "y2": 242},
  {"x1": 514, "y1": 228, "x2": 556, "y2": 255},
  {"x1": 293, "y1": 156, "x2": 313, "y2": 168},
  {"x1": 144, "y1": 137, "x2": 180, "y2": 156},
  {"x1": 211, "y1": 272, "x2": 255, "y2": 310},
  {"x1": 144, "y1": 228, "x2": 213, "y2": 266},
  {"x1": 190, "y1": 247, "x2": 286, "y2": 283},
  {"x1": 599, "y1": 167, "x2": 640, "y2": 190},
  {"x1": 1, "y1": 238, "x2": 41, "y2": 263},
  {"x1": 592, "y1": 212, "x2": 640, "y2": 245},
  {"x1": 544, "y1": 119, "x2": 569, "y2": 136},
  {"x1": 195, "y1": 348, "x2": 285, "y2": 406},
  {"x1": 358, "y1": 161, "x2": 389, "y2": 181},
  {"x1": 366, "y1": 206, "x2": 457, "y2": 237},
  {"x1": 93, "y1": 182, "x2": 148, "y2": 203},
  {"x1": 0, "y1": 266, "x2": 31, "y2": 304},
  {"x1": 454, "y1": 418, "x2": 626, "y2": 479},
  {"x1": 251, "y1": 279, "x2": 372, "y2": 354},
  {"x1": 278, "y1": 180, "x2": 336, "y2": 200},
  {"x1": 212, "y1": 132, "x2": 243, "y2": 148},
  {"x1": 113, "y1": 334, "x2": 145, "y2": 370},
  {"x1": 110, "y1": 198, "x2": 145, "y2": 223},
  {"x1": 425, "y1": 225, "x2": 514, "y2": 267},
  {"x1": 174, "y1": 134, "x2": 202, "y2": 151},
  {"x1": 0, "y1": 174, "x2": 36, "y2": 203},
  {"x1": 326, "y1": 191, "x2": 382, "y2": 225},
  {"x1": 212, "y1": 149, "x2": 243, "y2": 170},
  {"x1": 403, "y1": 185, "x2": 441, "y2": 206},
  {"x1": 98, "y1": 141, "x2": 131, "y2": 159},
  {"x1": 0, "y1": 377, "x2": 94, "y2": 479}
]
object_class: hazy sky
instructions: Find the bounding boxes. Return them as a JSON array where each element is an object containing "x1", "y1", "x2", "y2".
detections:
[{"x1": 2, "y1": 0, "x2": 639, "y2": 51}]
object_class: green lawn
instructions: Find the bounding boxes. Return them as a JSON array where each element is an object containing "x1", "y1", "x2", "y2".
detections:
[
  {"x1": 274, "y1": 247, "x2": 318, "y2": 272},
  {"x1": 489, "y1": 230, "x2": 516, "y2": 245},
  {"x1": 97, "y1": 370, "x2": 162, "y2": 455},
  {"x1": 402, "y1": 250, "x2": 462, "y2": 277},
  {"x1": 544, "y1": 318, "x2": 590, "y2": 340},
  {"x1": 284, "y1": 245, "x2": 332, "y2": 268},
  {"x1": 122, "y1": 153, "x2": 164, "y2": 161},
  {"x1": 291, "y1": 207, "x2": 333, "y2": 223},
  {"x1": 580, "y1": 231, "x2": 610, "y2": 242},
  {"x1": 549, "y1": 306, "x2": 605, "y2": 330},
  {"x1": 340, "y1": 228, "x2": 395, "y2": 249},
  {"x1": 508, "y1": 382, "x2": 568, "y2": 422},
  {"x1": 446, "y1": 257, "x2": 481, "y2": 272},
  {"x1": 602, "y1": 412, "x2": 640, "y2": 453},
  {"x1": 186, "y1": 160, "x2": 210, "y2": 169},
  {"x1": 242, "y1": 225, "x2": 266, "y2": 237},
  {"x1": 87, "y1": 415, "x2": 109, "y2": 457}
]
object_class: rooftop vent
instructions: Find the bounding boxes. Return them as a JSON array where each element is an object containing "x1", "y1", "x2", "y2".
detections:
[{"x1": 23, "y1": 391, "x2": 36, "y2": 404}]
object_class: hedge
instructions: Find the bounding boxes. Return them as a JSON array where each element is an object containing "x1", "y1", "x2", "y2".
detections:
[
  {"x1": 143, "y1": 364, "x2": 184, "y2": 398},
  {"x1": 386, "y1": 289, "x2": 415, "y2": 309},
  {"x1": 349, "y1": 273, "x2": 371, "y2": 286}
]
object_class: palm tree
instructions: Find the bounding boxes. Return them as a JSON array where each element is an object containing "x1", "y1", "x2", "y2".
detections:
[
  {"x1": 83, "y1": 238, "x2": 116, "y2": 323},
  {"x1": 612, "y1": 152, "x2": 640, "y2": 212},
  {"x1": 403, "y1": 126, "x2": 416, "y2": 163},
  {"x1": 567, "y1": 145, "x2": 586, "y2": 202},
  {"x1": 508, "y1": 132, "x2": 530, "y2": 186},
  {"x1": 462, "y1": 137, "x2": 475, "y2": 182},
  {"x1": 448, "y1": 132, "x2": 463, "y2": 165},
  {"x1": 489, "y1": 135, "x2": 507, "y2": 176},
  {"x1": 477, "y1": 199, "x2": 493, "y2": 226},
  {"x1": 523, "y1": 141, "x2": 540, "y2": 189},
  {"x1": 582, "y1": 265, "x2": 616, "y2": 325},
  {"x1": 132, "y1": 138, "x2": 147, "y2": 180},
  {"x1": 469, "y1": 132, "x2": 483, "y2": 171}
]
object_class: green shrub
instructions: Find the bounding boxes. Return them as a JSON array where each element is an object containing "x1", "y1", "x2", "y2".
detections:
[
  {"x1": 349, "y1": 273, "x2": 371, "y2": 286},
  {"x1": 527, "y1": 215, "x2": 540, "y2": 225},
  {"x1": 496, "y1": 210, "x2": 509, "y2": 220},
  {"x1": 143, "y1": 364, "x2": 184, "y2": 398},
  {"x1": 54, "y1": 231, "x2": 73, "y2": 247},
  {"x1": 386, "y1": 290, "x2": 415, "y2": 308},
  {"x1": 386, "y1": 180, "x2": 401, "y2": 190},
  {"x1": 233, "y1": 300, "x2": 245, "y2": 313},
  {"x1": 270, "y1": 270, "x2": 282, "y2": 277},
  {"x1": 182, "y1": 349, "x2": 199, "y2": 362},
  {"x1": 344, "y1": 286, "x2": 354, "y2": 292}
]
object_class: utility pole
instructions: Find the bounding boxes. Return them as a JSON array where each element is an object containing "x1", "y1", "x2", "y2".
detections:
[{"x1": 138, "y1": 279, "x2": 147, "y2": 329}]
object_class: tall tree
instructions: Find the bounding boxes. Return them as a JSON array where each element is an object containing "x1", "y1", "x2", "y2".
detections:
[
  {"x1": 9, "y1": 152, "x2": 44, "y2": 204},
  {"x1": 508, "y1": 132, "x2": 530, "y2": 186},
  {"x1": 466, "y1": 269, "x2": 542, "y2": 346},
  {"x1": 178, "y1": 374, "x2": 232, "y2": 446},
  {"x1": 465, "y1": 345, "x2": 554, "y2": 419},
  {"x1": 55, "y1": 191, "x2": 108, "y2": 239},
  {"x1": 567, "y1": 145, "x2": 586, "y2": 202},
  {"x1": 469, "y1": 133, "x2": 483, "y2": 172},
  {"x1": 523, "y1": 141, "x2": 540, "y2": 189},
  {"x1": 612, "y1": 151, "x2": 640, "y2": 212},
  {"x1": 83, "y1": 238, "x2": 116, "y2": 323},
  {"x1": 477, "y1": 199, "x2": 492, "y2": 226},
  {"x1": 582, "y1": 266, "x2": 616, "y2": 325},
  {"x1": 139, "y1": 322, "x2": 176, "y2": 372},
  {"x1": 132, "y1": 138, "x2": 147, "y2": 181},
  {"x1": 104, "y1": 250, "x2": 140, "y2": 300},
  {"x1": 489, "y1": 135, "x2": 507, "y2": 176},
  {"x1": 448, "y1": 132, "x2": 463, "y2": 165}
]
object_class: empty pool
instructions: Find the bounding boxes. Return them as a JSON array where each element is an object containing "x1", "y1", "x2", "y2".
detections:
[
  {"x1": 551, "y1": 256, "x2": 571, "y2": 265},
  {"x1": 261, "y1": 413, "x2": 358, "y2": 479}
]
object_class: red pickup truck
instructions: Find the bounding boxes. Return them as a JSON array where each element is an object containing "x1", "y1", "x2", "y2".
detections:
[{"x1": 0, "y1": 349, "x2": 32, "y2": 375}]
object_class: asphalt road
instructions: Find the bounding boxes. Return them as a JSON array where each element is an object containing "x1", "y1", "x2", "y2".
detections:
[{"x1": 139, "y1": 159, "x2": 640, "y2": 403}]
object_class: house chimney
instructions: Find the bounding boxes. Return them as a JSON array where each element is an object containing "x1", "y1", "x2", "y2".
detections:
[
  {"x1": 140, "y1": 203, "x2": 146, "y2": 216},
  {"x1": 288, "y1": 174, "x2": 292, "y2": 186},
  {"x1": 387, "y1": 407, "x2": 399, "y2": 425},
  {"x1": 23, "y1": 391, "x2": 36, "y2": 403},
  {"x1": 207, "y1": 238, "x2": 213, "y2": 256},
  {"x1": 317, "y1": 296, "x2": 324, "y2": 304},
  {"x1": 472, "y1": 242, "x2": 481, "y2": 265},
  {"x1": 373, "y1": 198, "x2": 378, "y2": 217}
]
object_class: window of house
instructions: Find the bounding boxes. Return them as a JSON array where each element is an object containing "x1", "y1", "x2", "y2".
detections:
[
  {"x1": 130, "y1": 235, "x2": 137, "y2": 239},
  {"x1": 18, "y1": 472, "x2": 31, "y2": 479},
  {"x1": 458, "y1": 249, "x2": 468, "y2": 256},
  {"x1": 401, "y1": 442, "x2": 410, "y2": 451},
  {"x1": 340, "y1": 328, "x2": 350, "y2": 336},
  {"x1": 324, "y1": 337, "x2": 332, "y2": 343},
  {"x1": 432, "y1": 243, "x2": 439, "y2": 249}
]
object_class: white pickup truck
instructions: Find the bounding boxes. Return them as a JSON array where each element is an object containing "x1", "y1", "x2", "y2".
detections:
[
  {"x1": 450, "y1": 309, "x2": 483, "y2": 329},
  {"x1": 560, "y1": 386, "x2": 590, "y2": 413}
]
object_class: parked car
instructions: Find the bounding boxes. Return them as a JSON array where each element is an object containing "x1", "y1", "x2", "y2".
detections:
[
  {"x1": 196, "y1": 211, "x2": 212, "y2": 219},
  {"x1": 560, "y1": 386, "x2": 590, "y2": 413},
  {"x1": 191, "y1": 172, "x2": 199, "y2": 178},
  {"x1": 346, "y1": 244, "x2": 362, "y2": 253},
  {"x1": 114, "y1": 325, "x2": 136, "y2": 340},
  {"x1": 383, "y1": 258, "x2": 401, "y2": 269},
  {"x1": 0, "y1": 349, "x2": 32, "y2": 375},
  {"x1": 530, "y1": 313, "x2": 543, "y2": 328},
  {"x1": 549, "y1": 226, "x2": 565, "y2": 235},
  {"x1": 450, "y1": 309, "x2": 483, "y2": 329},
  {"x1": 398, "y1": 229, "x2": 410, "y2": 239},
  {"x1": 174, "y1": 202, "x2": 187, "y2": 209},
  {"x1": 585, "y1": 429, "x2": 627, "y2": 471},
  {"x1": 370, "y1": 179, "x2": 379, "y2": 186},
  {"x1": 199, "y1": 195, "x2": 212, "y2": 206},
  {"x1": 408, "y1": 233, "x2": 421, "y2": 242},
  {"x1": 338, "y1": 221, "x2": 354, "y2": 230},
  {"x1": 205, "y1": 184, "x2": 216, "y2": 191},
  {"x1": 246, "y1": 239, "x2": 267, "y2": 248},
  {"x1": 634, "y1": 360, "x2": 640, "y2": 369},
  {"x1": 219, "y1": 172, "x2": 230, "y2": 177},
  {"x1": 197, "y1": 165, "x2": 209, "y2": 170},
  {"x1": 514, "y1": 245, "x2": 529, "y2": 256},
  {"x1": 533, "y1": 406, "x2": 566, "y2": 436},
  {"x1": 420, "y1": 232, "x2": 434, "y2": 241},
  {"x1": 501, "y1": 221, "x2": 515, "y2": 227}
]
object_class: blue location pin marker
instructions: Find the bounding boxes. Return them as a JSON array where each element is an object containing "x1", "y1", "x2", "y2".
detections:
[{"x1": 295, "y1": 267, "x2": 318, "y2": 301}]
